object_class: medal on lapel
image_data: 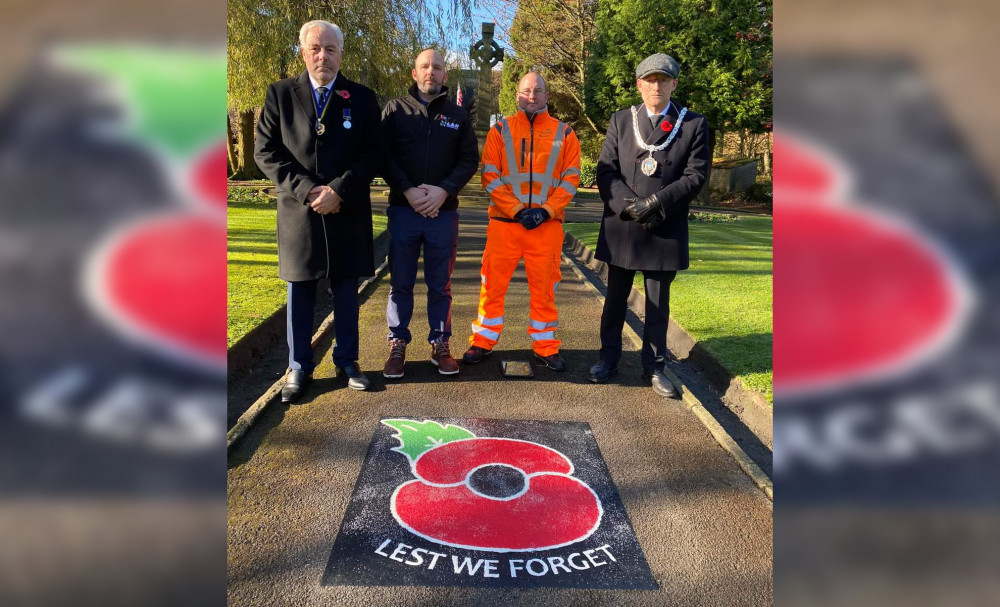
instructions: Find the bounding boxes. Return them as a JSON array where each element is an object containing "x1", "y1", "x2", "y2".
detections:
[
  {"x1": 342, "y1": 108, "x2": 352, "y2": 130},
  {"x1": 631, "y1": 105, "x2": 687, "y2": 176},
  {"x1": 315, "y1": 122, "x2": 326, "y2": 136}
]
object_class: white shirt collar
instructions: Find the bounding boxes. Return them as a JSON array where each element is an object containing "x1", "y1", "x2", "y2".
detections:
[
  {"x1": 309, "y1": 73, "x2": 338, "y2": 92},
  {"x1": 644, "y1": 100, "x2": 672, "y2": 118}
]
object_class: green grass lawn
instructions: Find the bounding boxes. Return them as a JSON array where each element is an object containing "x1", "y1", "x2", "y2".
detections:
[
  {"x1": 564, "y1": 215, "x2": 773, "y2": 404},
  {"x1": 227, "y1": 186, "x2": 387, "y2": 348}
]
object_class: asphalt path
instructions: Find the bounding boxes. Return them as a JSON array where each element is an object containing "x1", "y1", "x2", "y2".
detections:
[{"x1": 227, "y1": 207, "x2": 772, "y2": 606}]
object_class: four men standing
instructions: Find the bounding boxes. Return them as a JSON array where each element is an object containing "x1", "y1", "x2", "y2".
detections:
[{"x1": 255, "y1": 22, "x2": 710, "y2": 400}]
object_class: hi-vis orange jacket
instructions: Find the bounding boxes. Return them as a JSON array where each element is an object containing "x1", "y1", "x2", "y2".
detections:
[{"x1": 481, "y1": 108, "x2": 581, "y2": 222}]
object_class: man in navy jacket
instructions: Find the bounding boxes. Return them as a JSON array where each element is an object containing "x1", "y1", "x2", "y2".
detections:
[{"x1": 379, "y1": 48, "x2": 478, "y2": 379}]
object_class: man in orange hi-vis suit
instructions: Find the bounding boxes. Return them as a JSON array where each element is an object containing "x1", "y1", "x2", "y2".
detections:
[{"x1": 462, "y1": 72, "x2": 581, "y2": 371}]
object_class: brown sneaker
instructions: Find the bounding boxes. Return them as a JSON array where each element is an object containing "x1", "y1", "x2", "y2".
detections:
[
  {"x1": 430, "y1": 340, "x2": 460, "y2": 375},
  {"x1": 383, "y1": 338, "x2": 407, "y2": 378}
]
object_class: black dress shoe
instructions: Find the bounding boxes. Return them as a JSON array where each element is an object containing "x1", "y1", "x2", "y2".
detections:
[
  {"x1": 281, "y1": 369, "x2": 312, "y2": 403},
  {"x1": 588, "y1": 361, "x2": 617, "y2": 383},
  {"x1": 336, "y1": 363, "x2": 370, "y2": 391},
  {"x1": 533, "y1": 352, "x2": 567, "y2": 371},
  {"x1": 642, "y1": 368, "x2": 679, "y2": 398},
  {"x1": 462, "y1": 345, "x2": 492, "y2": 364}
]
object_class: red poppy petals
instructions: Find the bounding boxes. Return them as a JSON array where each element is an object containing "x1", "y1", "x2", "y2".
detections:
[
  {"x1": 190, "y1": 140, "x2": 228, "y2": 211},
  {"x1": 775, "y1": 204, "x2": 961, "y2": 392},
  {"x1": 660, "y1": 121, "x2": 672, "y2": 132},
  {"x1": 98, "y1": 216, "x2": 226, "y2": 366},
  {"x1": 414, "y1": 438, "x2": 571, "y2": 484},
  {"x1": 393, "y1": 474, "x2": 601, "y2": 551}
]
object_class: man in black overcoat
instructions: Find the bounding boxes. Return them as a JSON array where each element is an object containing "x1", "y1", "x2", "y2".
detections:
[
  {"x1": 590, "y1": 53, "x2": 710, "y2": 397},
  {"x1": 255, "y1": 20, "x2": 383, "y2": 400}
]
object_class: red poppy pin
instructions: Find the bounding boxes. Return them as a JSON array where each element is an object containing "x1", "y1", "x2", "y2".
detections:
[
  {"x1": 660, "y1": 120, "x2": 673, "y2": 132},
  {"x1": 334, "y1": 89, "x2": 350, "y2": 100}
]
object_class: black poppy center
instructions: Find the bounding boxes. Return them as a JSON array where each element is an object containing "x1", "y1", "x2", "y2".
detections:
[{"x1": 468, "y1": 465, "x2": 526, "y2": 498}]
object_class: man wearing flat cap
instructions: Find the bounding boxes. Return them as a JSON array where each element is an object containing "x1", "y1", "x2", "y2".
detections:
[{"x1": 589, "y1": 53, "x2": 710, "y2": 397}]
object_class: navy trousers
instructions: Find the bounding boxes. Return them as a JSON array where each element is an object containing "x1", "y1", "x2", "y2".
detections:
[
  {"x1": 599, "y1": 264, "x2": 677, "y2": 373},
  {"x1": 287, "y1": 277, "x2": 359, "y2": 373},
  {"x1": 385, "y1": 206, "x2": 459, "y2": 344}
]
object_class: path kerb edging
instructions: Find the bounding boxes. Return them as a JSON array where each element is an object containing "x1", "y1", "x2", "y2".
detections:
[
  {"x1": 229, "y1": 231, "x2": 392, "y2": 374},
  {"x1": 226, "y1": 259, "x2": 389, "y2": 450},
  {"x1": 562, "y1": 251, "x2": 774, "y2": 501},
  {"x1": 563, "y1": 232, "x2": 773, "y2": 448}
]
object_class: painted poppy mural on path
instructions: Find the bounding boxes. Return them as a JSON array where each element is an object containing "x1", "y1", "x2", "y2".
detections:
[{"x1": 323, "y1": 418, "x2": 656, "y2": 589}]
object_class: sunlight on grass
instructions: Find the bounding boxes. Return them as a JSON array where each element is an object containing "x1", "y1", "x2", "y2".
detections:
[
  {"x1": 227, "y1": 189, "x2": 387, "y2": 347},
  {"x1": 564, "y1": 216, "x2": 773, "y2": 404}
]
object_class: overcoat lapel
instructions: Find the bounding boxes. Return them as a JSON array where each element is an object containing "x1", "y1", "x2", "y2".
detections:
[
  {"x1": 635, "y1": 103, "x2": 653, "y2": 145},
  {"x1": 292, "y1": 71, "x2": 317, "y2": 123}
]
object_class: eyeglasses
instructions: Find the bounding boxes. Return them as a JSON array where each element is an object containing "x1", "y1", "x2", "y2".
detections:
[{"x1": 518, "y1": 88, "x2": 547, "y2": 97}]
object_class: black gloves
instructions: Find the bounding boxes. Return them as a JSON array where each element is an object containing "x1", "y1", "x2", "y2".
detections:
[
  {"x1": 515, "y1": 207, "x2": 549, "y2": 230},
  {"x1": 623, "y1": 195, "x2": 665, "y2": 232}
]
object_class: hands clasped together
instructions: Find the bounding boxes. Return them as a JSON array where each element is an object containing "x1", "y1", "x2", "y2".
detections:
[
  {"x1": 404, "y1": 185, "x2": 449, "y2": 218},
  {"x1": 307, "y1": 185, "x2": 342, "y2": 214},
  {"x1": 514, "y1": 207, "x2": 549, "y2": 230},
  {"x1": 623, "y1": 194, "x2": 664, "y2": 231}
]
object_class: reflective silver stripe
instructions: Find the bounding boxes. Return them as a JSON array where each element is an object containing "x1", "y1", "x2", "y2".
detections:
[
  {"x1": 478, "y1": 314, "x2": 504, "y2": 325},
  {"x1": 543, "y1": 121, "x2": 566, "y2": 180},
  {"x1": 529, "y1": 319, "x2": 558, "y2": 330},
  {"x1": 536, "y1": 121, "x2": 567, "y2": 202},
  {"x1": 557, "y1": 181, "x2": 578, "y2": 196},
  {"x1": 531, "y1": 174, "x2": 556, "y2": 189},
  {"x1": 495, "y1": 120, "x2": 533, "y2": 205},
  {"x1": 480, "y1": 273, "x2": 487, "y2": 285},
  {"x1": 472, "y1": 325, "x2": 500, "y2": 341},
  {"x1": 484, "y1": 179, "x2": 505, "y2": 193},
  {"x1": 561, "y1": 166, "x2": 581, "y2": 178},
  {"x1": 483, "y1": 163, "x2": 502, "y2": 176},
  {"x1": 499, "y1": 119, "x2": 518, "y2": 177},
  {"x1": 553, "y1": 281, "x2": 561, "y2": 293},
  {"x1": 530, "y1": 330, "x2": 556, "y2": 341}
]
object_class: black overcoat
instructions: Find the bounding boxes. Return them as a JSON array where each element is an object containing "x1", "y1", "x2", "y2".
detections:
[
  {"x1": 254, "y1": 71, "x2": 383, "y2": 281},
  {"x1": 595, "y1": 102, "x2": 710, "y2": 271}
]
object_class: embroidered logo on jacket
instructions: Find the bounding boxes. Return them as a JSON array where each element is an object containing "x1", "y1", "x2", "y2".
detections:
[{"x1": 435, "y1": 114, "x2": 460, "y2": 130}]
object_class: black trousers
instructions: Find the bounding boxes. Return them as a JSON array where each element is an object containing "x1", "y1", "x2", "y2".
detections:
[
  {"x1": 599, "y1": 264, "x2": 677, "y2": 373},
  {"x1": 287, "y1": 277, "x2": 359, "y2": 373}
]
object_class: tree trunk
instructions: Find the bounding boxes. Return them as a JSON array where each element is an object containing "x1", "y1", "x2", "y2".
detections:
[
  {"x1": 763, "y1": 132, "x2": 772, "y2": 178},
  {"x1": 226, "y1": 113, "x2": 237, "y2": 178},
  {"x1": 236, "y1": 109, "x2": 263, "y2": 180}
]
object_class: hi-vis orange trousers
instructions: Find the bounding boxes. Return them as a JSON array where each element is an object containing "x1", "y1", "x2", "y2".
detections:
[{"x1": 469, "y1": 219, "x2": 563, "y2": 356}]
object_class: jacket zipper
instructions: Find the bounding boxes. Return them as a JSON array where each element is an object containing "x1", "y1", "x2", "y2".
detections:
[
  {"x1": 528, "y1": 119, "x2": 535, "y2": 207},
  {"x1": 421, "y1": 92, "x2": 445, "y2": 186},
  {"x1": 423, "y1": 115, "x2": 431, "y2": 183}
]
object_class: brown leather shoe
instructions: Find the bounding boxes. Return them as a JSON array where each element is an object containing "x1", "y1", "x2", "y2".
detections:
[
  {"x1": 383, "y1": 338, "x2": 407, "y2": 378},
  {"x1": 430, "y1": 340, "x2": 460, "y2": 375}
]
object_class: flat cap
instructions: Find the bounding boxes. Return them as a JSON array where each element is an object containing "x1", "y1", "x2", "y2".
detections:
[{"x1": 636, "y1": 53, "x2": 679, "y2": 79}]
